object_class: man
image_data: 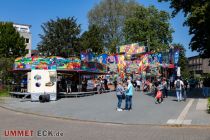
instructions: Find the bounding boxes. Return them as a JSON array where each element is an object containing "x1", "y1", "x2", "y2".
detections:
[
  {"x1": 174, "y1": 77, "x2": 184, "y2": 102},
  {"x1": 124, "y1": 80, "x2": 134, "y2": 111},
  {"x1": 153, "y1": 78, "x2": 161, "y2": 97},
  {"x1": 66, "y1": 77, "x2": 72, "y2": 93},
  {"x1": 162, "y1": 78, "x2": 168, "y2": 98},
  {"x1": 103, "y1": 77, "x2": 109, "y2": 90},
  {"x1": 136, "y1": 79, "x2": 141, "y2": 91},
  {"x1": 170, "y1": 76, "x2": 174, "y2": 90},
  {"x1": 202, "y1": 77, "x2": 209, "y2": 97}
]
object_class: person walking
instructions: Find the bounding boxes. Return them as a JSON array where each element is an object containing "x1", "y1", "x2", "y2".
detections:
[
  {"x1": 162, "y1": 78, "x2": 168, "y2": 98},
  {"x1": 153, "y1": 78, "x2": 160, "y2": 97},
  {"x1": 170, "y1": 76, "x2": 174, "y2": 90},
  {"x1": 116, "y1": 82, "x2": 125, "y2": 111},
  {"x1": 136, "y1": 79, "x2": 141, "y2": 91},
  {"x1": 182, "y1": 78, "x2": 188, "y2": 101},
  {"x1": 103, "y1": 77, "x2": 109, "y2": 90},
  {"x1": 124, "y1": 80, "x2": 134, "y2": 111},
  {"x1": 65, "y1": 77, "x2": 72, "y2": 93},
  {"x1": 202, "y1": 77, "x2": 209, "y2": 97},
  {"x1": 155, "y1": 86, "x2": 163, "y2": 104},
  {"x1": 82, "y1": 78, "x2": 87, "y2": 92},
  {"x1": 174, "y1": 77, "x2": 184, "y2": 102}
]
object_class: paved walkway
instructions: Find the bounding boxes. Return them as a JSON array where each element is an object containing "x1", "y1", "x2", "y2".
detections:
[
  {"x1": 0, "y1": 88, "x2": 209, "y2": 126},
  {"x1": 1, "y1": 107, "x2": 210, "y2": 140}
]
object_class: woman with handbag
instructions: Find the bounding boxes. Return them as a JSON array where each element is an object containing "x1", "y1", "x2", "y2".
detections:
[{"x1": 116, "y1": 82, "x2": 125, "y2": 111}]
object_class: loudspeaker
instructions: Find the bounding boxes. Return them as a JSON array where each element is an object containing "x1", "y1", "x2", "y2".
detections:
[{"x1": 39, "y1": 94, "x2": 50, "y2": 103}]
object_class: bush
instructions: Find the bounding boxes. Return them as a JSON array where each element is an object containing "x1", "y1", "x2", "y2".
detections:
[
  {"x1": 0, "y1": 86, "x2": 10, "y2": 97},
  {"x1": 208, "y1": 98, "x2": 210, "y2": 114},
  {"x1": 0, "y1": 91, "x2": 9, "y2": 97}
]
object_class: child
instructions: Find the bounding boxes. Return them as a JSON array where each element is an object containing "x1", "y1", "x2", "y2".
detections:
[{"x1": 155, "y1": 88, "x2": 163, "y2": 104}]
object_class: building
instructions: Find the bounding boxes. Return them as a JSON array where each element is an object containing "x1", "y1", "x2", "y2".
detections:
[
  {"x1": 13, "y1": 23, "x2": 32, "y2": 57},
  {"x1": 188, "y1": 55, "x2": 210, "y2": 75},
  {"x1": 31, "y1": 50, "x2": 39, "y2": 56}
]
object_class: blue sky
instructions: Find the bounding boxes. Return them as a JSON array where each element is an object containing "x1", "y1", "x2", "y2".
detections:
[{"x1": 0, "y1": 0, "x2": 198, "y2": 57}]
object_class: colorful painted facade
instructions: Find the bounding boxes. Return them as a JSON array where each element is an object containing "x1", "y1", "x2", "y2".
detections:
[
  {"x1": 14, "y1": 43, "x2": 178, "y2": 77},
  {"x1": 14, "y1": 56, "x2": 107, "y2": 73}
]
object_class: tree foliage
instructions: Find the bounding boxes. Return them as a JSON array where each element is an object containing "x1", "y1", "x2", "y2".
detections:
[
  {"x1": 0, "y1": 22, "x2": 27, "y2": 58},
  {"x1": 124, "y1": 5, "x2": 173, "y2": 52},
  {"x1": 158, "y1": 0, "x2": 210, "y2": 58},
  {"x1": 38, "y1": 17, "x2": 81, "y2": 57},
  {"x1": 0, "y1": 22, "x2": 27, "y2": 84},
  {"x1": 88, "y1": 0, "x2": 139, "y2": 53},
  {"x1": 80, "y1": 25, "x2": 104, "y2": 55},
  {"x1": 0, "y1": 58, "x2": 14, "y2": 84}
]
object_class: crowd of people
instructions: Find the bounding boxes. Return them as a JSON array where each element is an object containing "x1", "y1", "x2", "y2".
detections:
[
  {"x1": 61, "y1": 76, "x2": 110, "y2": 94},
  {"x1": 114, "y1": 75, "x2": 210, "y2": 112}
]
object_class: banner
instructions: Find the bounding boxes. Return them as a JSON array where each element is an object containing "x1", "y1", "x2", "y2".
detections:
[
  {"x1": 97, "y1": 54, "x2": 108, "y2": 64},
  {"x1": 174, "y1": 51, "x2": 179, "y2": 64},
  {"x1": 119, "y1": 43, "x2": 146, "y2": 55},
  {"x1": 80, "y1": 52, "x2": 95, "y2": 62}
]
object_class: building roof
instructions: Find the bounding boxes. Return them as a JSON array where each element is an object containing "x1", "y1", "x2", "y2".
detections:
[
  {"x1": 13, "y1": 23, "x2": 32, "y2": 28},
  {"x1": 188, "y1": 55, "x2": 200, "y2": 59}
]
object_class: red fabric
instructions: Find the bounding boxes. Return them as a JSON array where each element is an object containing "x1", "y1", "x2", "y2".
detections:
[
  {"x1": 156, "y1": 91, "x2": 162, "y2": 98},
  {"x1": 168, "y1": 64, "x2": 175, "y2": 68}
]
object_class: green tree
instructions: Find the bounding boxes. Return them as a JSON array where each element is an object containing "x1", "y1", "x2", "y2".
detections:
[
  {"x1": 80, "y1": 25, "x2": 104, "y2": 55},
  {"x1": 88, "y1": 0, "x2": 139, "y2": 53},
  {"x1": 158, "y1": 0, "x2": 210, "y2": 58},
  {"x1": 0, "y1": 58, "x2": 14, "y2": 85},
  {"x1": 124, "y1": 5, "x2": 173, "y2": 52},
  {"x1": 0, "y1": 22, "x2": 27, "y2": 85},
  {"x1": 173, "y1": 43, "x2": 190, "y2": 79},
  {"x1": 0, "y1": 22, "x2": 27, "y2": 58},
  {"x1": 38, "y1": 17, "x2": 81, "y2": 57}
]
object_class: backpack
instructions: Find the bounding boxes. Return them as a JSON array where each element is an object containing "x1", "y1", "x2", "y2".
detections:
[{"x1": 176, "y1": 80, "x2": 181, "y2": 88}]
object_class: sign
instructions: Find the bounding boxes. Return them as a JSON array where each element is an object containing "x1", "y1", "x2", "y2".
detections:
[{"x1": 119, "y1": 43, "x2": 146, "y2": 55}]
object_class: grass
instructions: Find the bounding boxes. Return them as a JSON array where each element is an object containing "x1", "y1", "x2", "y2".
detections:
[
  {"x1": 208, "y1": 97, "x2": 210, "y2": 114},
  {"x1": 0, "y1": 89, "x2": 10, "y2": 97}
]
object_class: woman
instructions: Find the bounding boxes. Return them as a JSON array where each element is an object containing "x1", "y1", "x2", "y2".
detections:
[{"x1": 116, "y1": 82, "x2": 125, "y2": 111}]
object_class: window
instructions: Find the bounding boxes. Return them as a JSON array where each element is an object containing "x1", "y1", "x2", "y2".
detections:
[{"x1": 25, "y1": 38, "x2": 29, "y2": 43}]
